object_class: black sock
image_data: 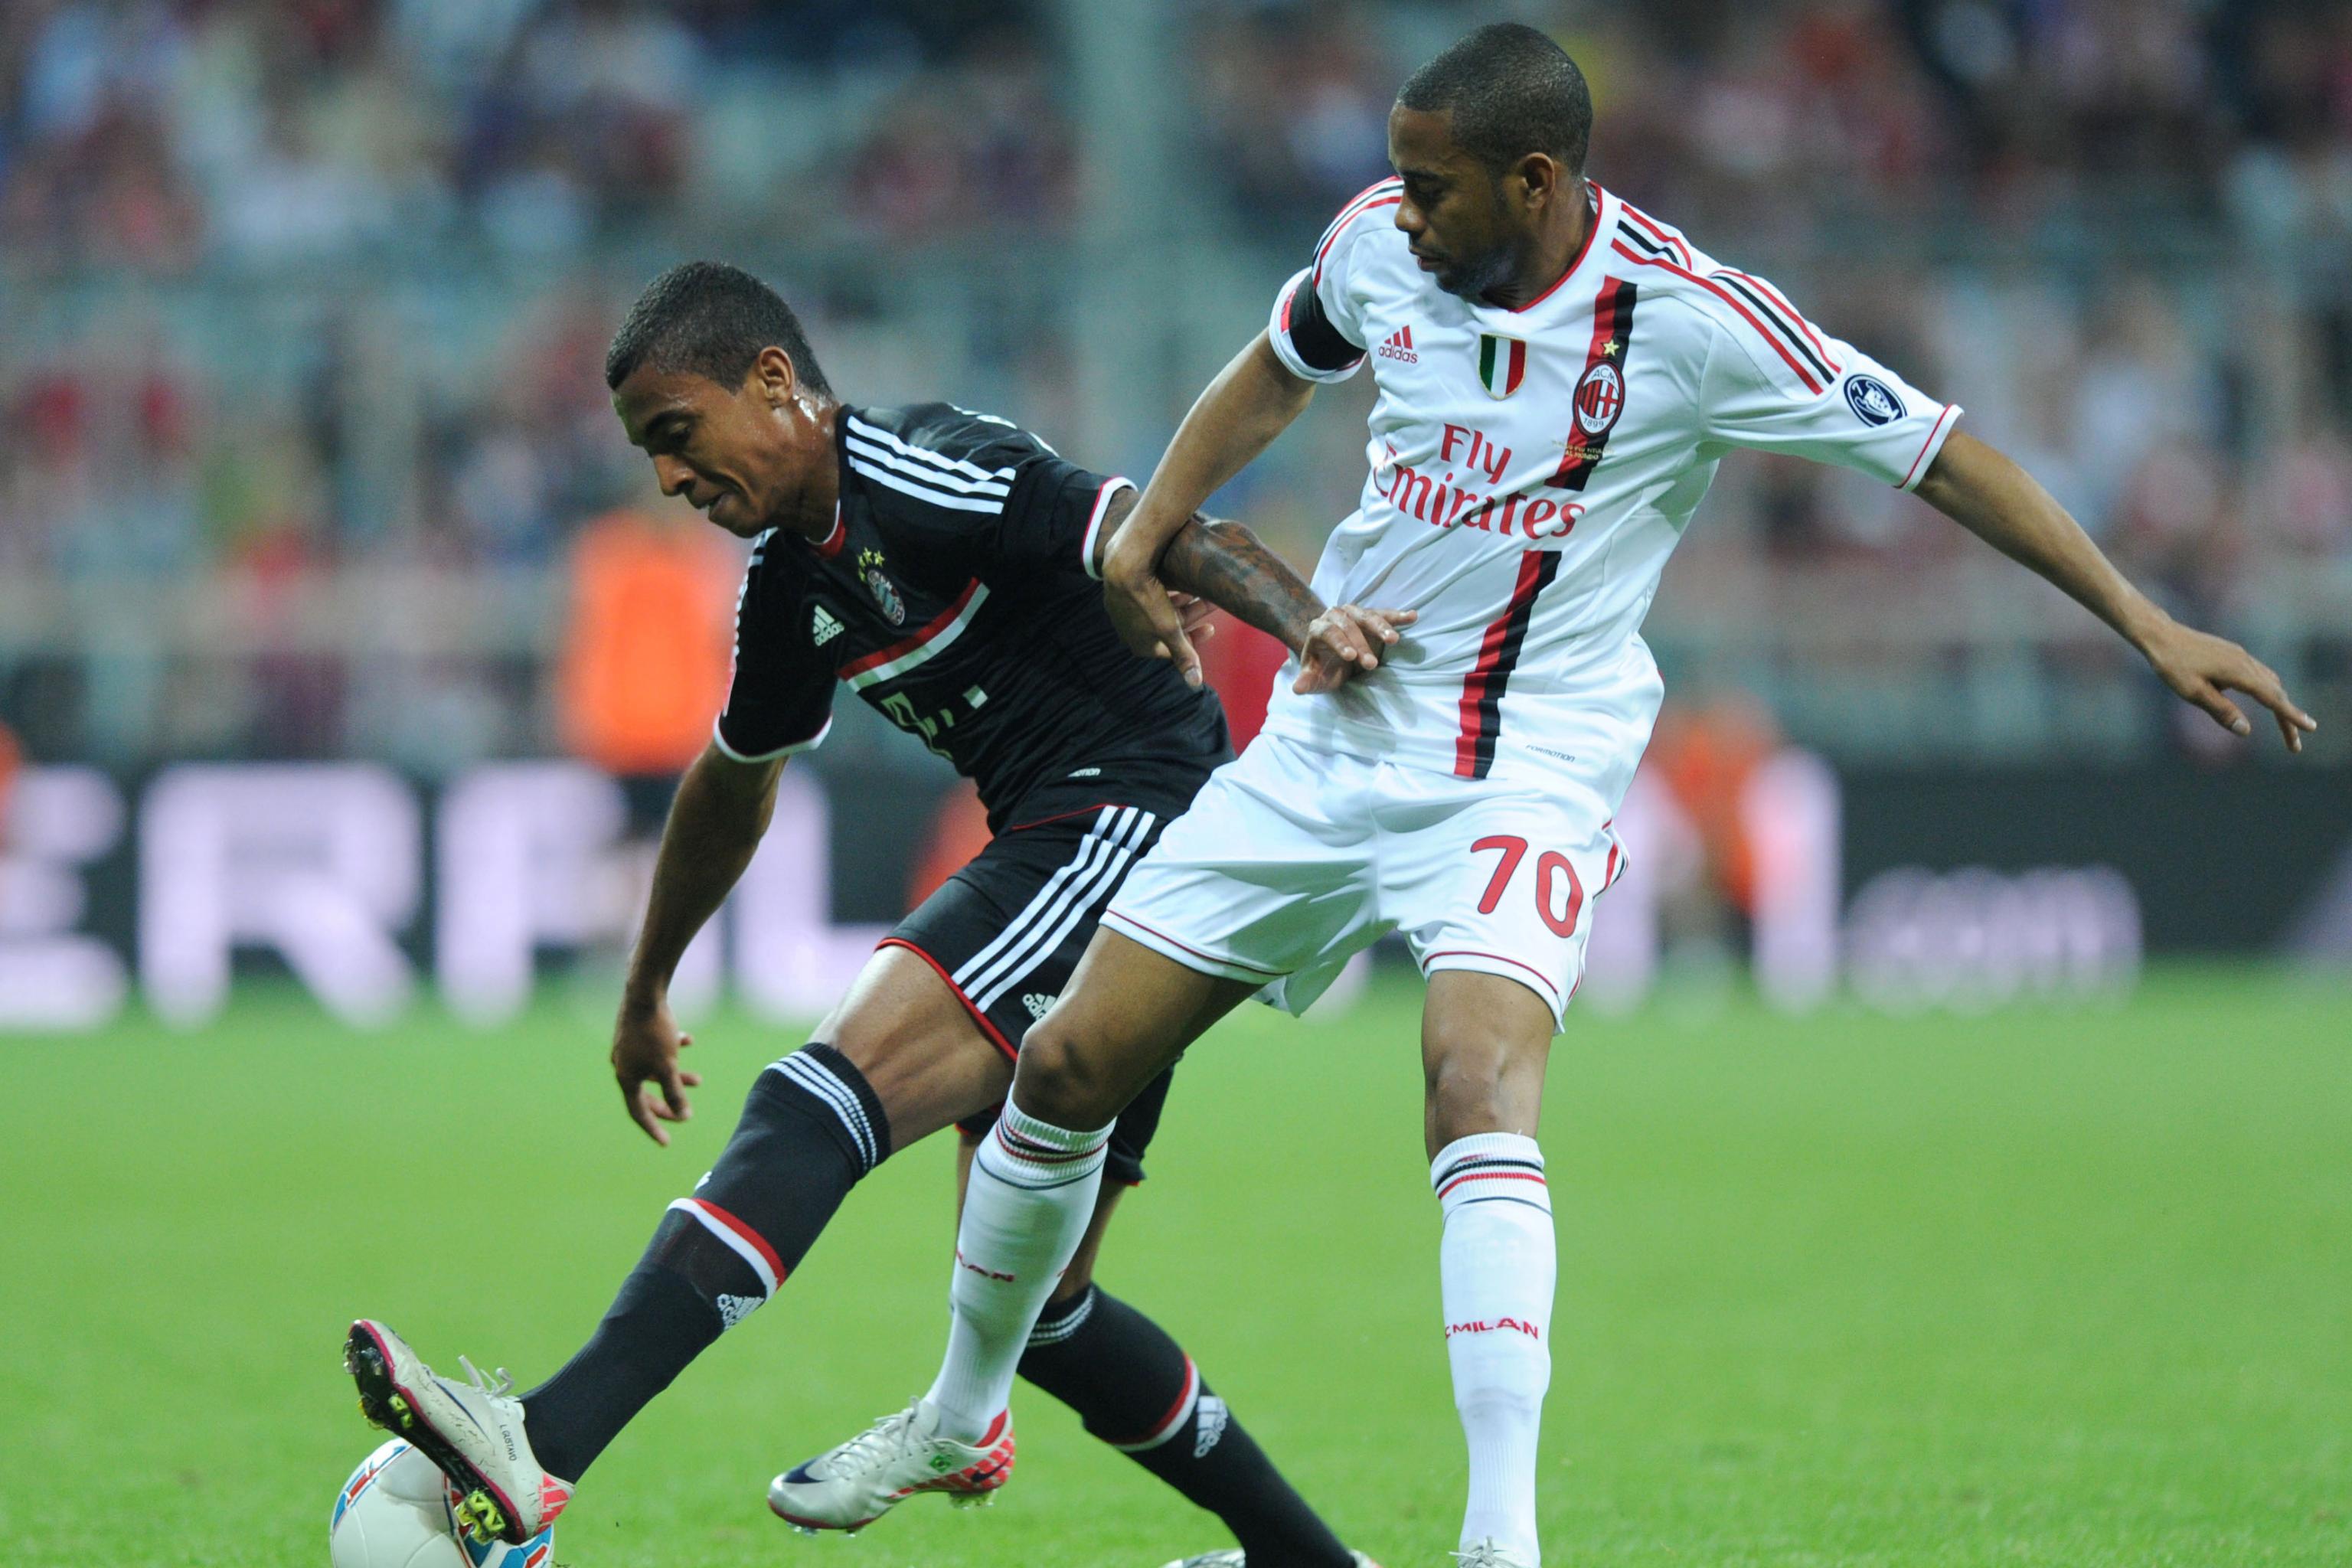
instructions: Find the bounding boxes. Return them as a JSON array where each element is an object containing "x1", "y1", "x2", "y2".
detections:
[
  {"x1": 520, "y1": 1044, "x2": 889, "y2": 1481},
  {"x1": 1020, "y1": 1286, "x2": 1353, "y2": 1568}
]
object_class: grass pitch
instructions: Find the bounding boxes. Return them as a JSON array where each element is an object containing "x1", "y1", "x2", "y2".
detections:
[{"x1": 2, "y1": 968, "x2": 2347, "y2": 1567}]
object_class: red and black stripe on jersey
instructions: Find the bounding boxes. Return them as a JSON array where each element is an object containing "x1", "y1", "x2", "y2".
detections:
[
  {"x1": 1547, "y1": 276, "x2": 1639, "y2": 492},
  {"x1": 1453, "y1": 549, "x2": 1561, "y2": 779},
  {"x1": 1612, "y1": 206, "x2": 1840, "y2": 393}
]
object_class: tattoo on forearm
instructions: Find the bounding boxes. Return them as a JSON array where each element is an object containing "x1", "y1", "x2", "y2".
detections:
[{"x1": 1160, "y1": 514, "x2": 1321, "y2": 652}]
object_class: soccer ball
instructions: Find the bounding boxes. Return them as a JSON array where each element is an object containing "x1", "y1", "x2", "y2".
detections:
[{"x1": 329, "y1": 1440, "x2": 554, "y2": 1568}]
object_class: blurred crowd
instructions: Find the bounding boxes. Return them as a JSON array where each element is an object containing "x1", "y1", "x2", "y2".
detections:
[{"x1": 2, "y1": 0, "x2": 2348, "y2": 766}]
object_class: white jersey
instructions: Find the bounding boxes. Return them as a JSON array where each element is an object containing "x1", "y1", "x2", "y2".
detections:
[{"x1": 1262, "y1": 178, "x2": 1961, "y2": 799}]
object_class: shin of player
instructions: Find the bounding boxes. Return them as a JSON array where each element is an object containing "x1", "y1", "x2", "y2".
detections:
[
  {"x1": 1434, "y1": 1131, "x2": 1554, "y2": 1561},
  {"x1": 1424, "y1": 975, "x2": 1557, "y2": 1564},
  {"x1": 926, "y1": 1102, "x2": 1114, "y2": 1439}
]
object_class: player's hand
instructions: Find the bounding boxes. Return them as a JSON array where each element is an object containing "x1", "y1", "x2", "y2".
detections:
[
  {"x1": 612, "y1": 994, "x2": 701, "y2": 1146},
  {"x1": 2138, "y1": 616, "x2": 2317, "y2": 753},
  {"x1": 1167, "y1": 590, "x2": 1219, "y2": 645},
  {"x1": 1294, "y1": 605, "x2": 1418, "y2": 694},
  {"x1": 1104, "y1": 541, "x2": 1204, "y2": 687}
]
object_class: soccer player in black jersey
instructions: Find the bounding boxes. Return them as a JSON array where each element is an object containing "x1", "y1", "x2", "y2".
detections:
[{"x1": 344, "y1": 261, "x2": 1411, "y2": 1565}]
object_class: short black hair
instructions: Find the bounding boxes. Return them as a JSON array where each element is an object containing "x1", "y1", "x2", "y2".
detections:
[
  {"x1": 604, "y1": 260, "x2": 834, "y2": 397},
  {"x1": 1396, "y1": 22, "x2": 1592, "y2": 178}
]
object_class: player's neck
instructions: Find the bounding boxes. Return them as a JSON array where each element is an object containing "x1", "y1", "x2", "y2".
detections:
[
  {"x1": 774, "y1": 401, "x2": 844, "y2": 541},
  {"x1": 1481, "y1": 186, "x2": 1593, "y2": 312}
]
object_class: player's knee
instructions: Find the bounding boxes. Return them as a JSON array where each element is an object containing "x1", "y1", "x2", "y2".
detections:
[
  {"x1": 1008, "y1": 1017, "x2": 1119, "y2": 1128},
  {"x1": 1423, "y1": 1029, "x2": 1546, "y2": 1144}
]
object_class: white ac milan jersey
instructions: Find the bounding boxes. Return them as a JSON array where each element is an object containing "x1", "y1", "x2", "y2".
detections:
[{"x1": 1263, "y1": 178, "x2": 1961, "y2": 800}]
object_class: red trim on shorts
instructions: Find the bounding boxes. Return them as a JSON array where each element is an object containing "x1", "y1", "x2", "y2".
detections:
[
  {"x1": 1420, "y1": 948, "x2": 1564, "y2": 1007},
  {"x1": 1002, "y1": 802, "x2": 1120, "y2": 834},
  {"x1": 1101, "y1": 910, "x2": 1289, "y2": 978},
  {"x1": 877, "y1": 937, "x2": 1018, "y2": 1062}
]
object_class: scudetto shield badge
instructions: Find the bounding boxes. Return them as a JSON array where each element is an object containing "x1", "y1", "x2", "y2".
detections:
[{"x1": 1477, "y1": 332, "x2": 1527, "y2": 398}]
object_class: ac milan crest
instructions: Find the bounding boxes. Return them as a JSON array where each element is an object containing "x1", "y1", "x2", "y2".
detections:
[
  {"x1": 1573, "y1": 361, "x2": 1625, "y2": 436},
  {"x1": 1477, "y1": 332, "x2": 1527, "y2": 398}
]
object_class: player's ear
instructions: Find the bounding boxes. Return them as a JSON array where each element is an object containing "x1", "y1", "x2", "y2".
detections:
[
  {"x1": 753, "y1": 345, "x2": 799, "y2": 408},
  {"x1": 1514, "y1": 151, "x2": 1560, "y2": 211}
]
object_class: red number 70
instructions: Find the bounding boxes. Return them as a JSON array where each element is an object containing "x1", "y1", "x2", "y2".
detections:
[{"x1": 1472, "y1": 835, "x2": 1584, "y2": 937}]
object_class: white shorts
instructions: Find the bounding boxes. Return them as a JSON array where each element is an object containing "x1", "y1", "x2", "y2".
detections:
[{"x1": 1102, "y1": 731, "x2": 1626, "y2": 1029}]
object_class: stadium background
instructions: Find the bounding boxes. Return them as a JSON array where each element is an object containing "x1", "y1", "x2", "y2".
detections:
[{"x1": 1, "y1": 2, "x2": 2347, "y2": 1565}]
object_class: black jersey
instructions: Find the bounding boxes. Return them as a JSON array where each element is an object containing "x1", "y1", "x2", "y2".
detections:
[{"x1": 713, "y1": 403, "x2": 1232, "y2": 828}]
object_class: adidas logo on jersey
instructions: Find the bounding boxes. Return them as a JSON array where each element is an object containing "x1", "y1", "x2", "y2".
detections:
[
  {"x1": 1022, "y1": 993, "x2": 1058, "y2": 1021},
  {"x1": 810, "y1": 606, "x2": 844, "y2": 646},
  {"x1": 716, "y1": 1293, "x2": 761, "y2": 1330},
  {"x1": 1377, "y1": 324, "x2": 1419, "y2": 364}
]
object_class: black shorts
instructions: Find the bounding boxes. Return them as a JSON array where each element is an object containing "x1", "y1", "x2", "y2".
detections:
[{"x1": 884, "y1": 788, "x2": 1194, "y2": 1186}]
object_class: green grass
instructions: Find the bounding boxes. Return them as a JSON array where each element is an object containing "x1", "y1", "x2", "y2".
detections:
[{"x1": 2, "y1": 969, "x2": 2348, "y2": 1566}]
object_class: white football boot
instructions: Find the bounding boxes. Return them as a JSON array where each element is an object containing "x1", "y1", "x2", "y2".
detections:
[
  {"x1": 344, "y1": 1319, "x2": 575, "y2": 1546},
  {"x1": 1451, "y1": 1541, "x2": 1536, "y2": 1568},
  {"x1": 1161, "y1": 1550, "x2": 1387, "y2": 1568},
  {"x1": 767, "y1": 1396, "x2": 1015, "y2": 1532}
]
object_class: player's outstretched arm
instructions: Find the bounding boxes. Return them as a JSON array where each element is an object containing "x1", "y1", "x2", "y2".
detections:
[
  {"x1": 612, "y1": 741, "x2": 782, "y2": 1144},
  {"x1": 1102, "y1": 331, "x2": 1318, "y2": 684},
  {"x1": 1109, "y1": 492, "x2": 1416, "y2": 692},
  {"x1": 1916, "y1": 430, "x2": 2317, "y2": 752}
]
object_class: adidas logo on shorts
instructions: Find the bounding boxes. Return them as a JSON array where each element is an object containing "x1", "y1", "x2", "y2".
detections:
[
  {"x1": 1022, "y1": 993, "x2": 1057, "y2": 1021},
  {"x1": 716, "y1": 1293, "x2": 760, "y2": 1330}
]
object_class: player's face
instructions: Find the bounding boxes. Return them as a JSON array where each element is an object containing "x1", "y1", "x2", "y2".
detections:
[
  {"x1": 1387, "y1": 106, "x2": 1519, "y2": 300},
  {"x1": 612, "y1": 352, "x2": 815, "y2": 538}
]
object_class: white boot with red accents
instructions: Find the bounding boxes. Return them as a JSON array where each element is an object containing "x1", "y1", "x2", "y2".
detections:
[
  {"x1": 767, "y1": 1396, "x2": 1014, "y2": 1533},
  {"x1": 343, "y1": 1319, "x2": 574, "y2": 1547}
]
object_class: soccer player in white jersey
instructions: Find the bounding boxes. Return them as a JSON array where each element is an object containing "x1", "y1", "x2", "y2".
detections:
[{"x1": 775, "y1": 23, "x2": 2317, "y2": 1566}]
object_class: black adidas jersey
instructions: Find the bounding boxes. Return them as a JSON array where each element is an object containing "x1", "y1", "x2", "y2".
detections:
[{"x1": 714, "y1": 403, "x2": 1232, "y2": 828}]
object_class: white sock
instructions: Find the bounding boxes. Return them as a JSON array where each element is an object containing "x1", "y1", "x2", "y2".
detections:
[
  {"x1": 924, "y1": 1102, "x2": 1113, "y2": 1441},
  {"x1": 1433, "y1": 1132, "x2": 1555, "y2": 1564}
]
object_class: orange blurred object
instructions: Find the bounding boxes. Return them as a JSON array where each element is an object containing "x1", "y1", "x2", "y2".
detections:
[
  {"x1": 906, "y1": 779, "x2": 995, "y2": 912},
  {"x1": 1645, "y1": 695, "x2": 1781, "y2": 913},
  {"x1": 557, "y1": 510, "x2": 743, "y2": 776},
  {"x1": 0, "y1": 720, "x2": 18, "y2": 850}
]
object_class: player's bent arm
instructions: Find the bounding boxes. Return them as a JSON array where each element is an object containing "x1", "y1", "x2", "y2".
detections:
[
  {"x1": 1095, "y1": 489, "x2": 1415, "y2": 688},
  {"x1": 612, "y1": 741, "x2": 782, "y2": 1142},
  {"x1": 621, "y1": 741, "x2": 780, "y2": 1010},
  {"x1": 1107, "y1": 332, "x2": 1317, "y2": 582},
  {"x1": 1099, "y1": 332, "x2": 1318, "y2": 682},
  {"x1": 1916, "y1": 430, "x2": 2316, "y2": 751}
]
